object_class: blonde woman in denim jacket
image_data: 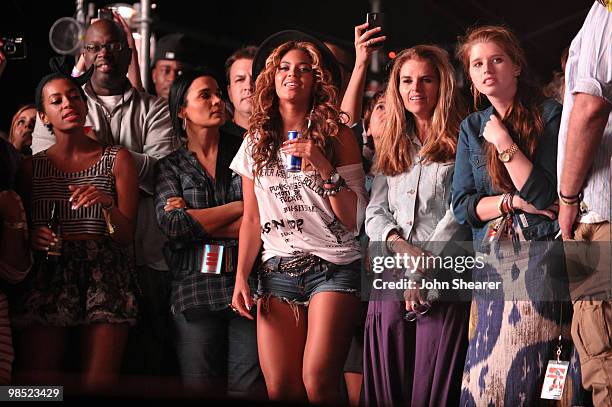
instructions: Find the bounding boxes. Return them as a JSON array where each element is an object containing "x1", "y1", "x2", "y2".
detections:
[{"x1": 363, "y1": 45, "x2": 469, "y2": 407}]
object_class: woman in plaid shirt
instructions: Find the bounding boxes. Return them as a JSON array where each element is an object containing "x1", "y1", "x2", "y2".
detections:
[{"x1": 154, "y1": 69, "x2": 263, "y2": 398}]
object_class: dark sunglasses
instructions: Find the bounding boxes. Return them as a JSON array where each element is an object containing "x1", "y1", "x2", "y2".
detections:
[{"x1": 404, "y1": 301, "x2": 432, "y2": 322}]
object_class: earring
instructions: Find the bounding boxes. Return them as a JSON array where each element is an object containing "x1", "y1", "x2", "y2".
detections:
[
  {"x1": 45, "y1": 123, "x2": 53, "y2": 134},
  {"x1": 306, "y1": 105, "x2": 315, "y2": 131},
  {"x1": 182, "y1": 117, "x2": 186, "y2": 130}
]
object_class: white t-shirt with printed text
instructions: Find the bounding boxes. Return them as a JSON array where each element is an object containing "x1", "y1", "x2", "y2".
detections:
[{"x1": 230, "y1": 136, "x2": 367, "y2": 265}]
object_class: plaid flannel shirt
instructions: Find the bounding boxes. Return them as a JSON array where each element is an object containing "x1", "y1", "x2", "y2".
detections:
[{"x1": 154, "y1": 139, "x2": 254, "y2": 314}]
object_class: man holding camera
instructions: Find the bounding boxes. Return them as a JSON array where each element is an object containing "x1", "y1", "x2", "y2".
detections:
[{"x1": 31, "y1": 18, "x2": 175, "y2": 376}]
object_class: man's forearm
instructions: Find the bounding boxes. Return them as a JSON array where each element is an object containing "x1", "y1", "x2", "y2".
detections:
[{"x1": 560, "y1": 93, "x2": 612, "y2": 195}]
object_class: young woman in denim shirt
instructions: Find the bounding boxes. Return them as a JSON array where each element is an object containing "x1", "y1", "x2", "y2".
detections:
[
  {"x1": 452, "y1": 26, "x2": 582, "y2": 405},
  {"x1": 363, "y1": 45, "x2": 469, "y2": 407}
]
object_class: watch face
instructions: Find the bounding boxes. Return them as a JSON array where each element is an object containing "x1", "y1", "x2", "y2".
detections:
[
  {"x1": 500, "y1": 152, "x2": 510, "y2": 162},
  {"x1": 330, "y1": 172, "x2": 340, "y2": 184}
]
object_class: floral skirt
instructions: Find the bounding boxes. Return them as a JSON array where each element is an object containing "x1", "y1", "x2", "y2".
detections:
[{"x1": 14, "y1": 238, "x2": 139, "y2": 328}]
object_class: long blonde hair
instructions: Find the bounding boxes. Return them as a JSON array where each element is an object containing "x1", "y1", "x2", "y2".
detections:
[
  {"x1": 374, "y1": 45, "x2": 465, "y2": 176},
  {"x1": 457, "y1": 26, "x2": 545, "y2": 192},
  {"x1": 248, "y1": 41, "x2": 345, "y2": 177}
]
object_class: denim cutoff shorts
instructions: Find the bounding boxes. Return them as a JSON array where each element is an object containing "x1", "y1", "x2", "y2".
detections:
[{"x1": 257, "y1": 255, "x2": 361, "y2": 306}]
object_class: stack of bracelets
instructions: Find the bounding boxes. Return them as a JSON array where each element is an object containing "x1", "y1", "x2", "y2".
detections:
[
  {"x1": 321, "y1": 169, "x2": 349, "y2": 197},
  {"x1": 386, "y1": 233, "x2": 403, "y2": 252},
  {"x1": 497, "y1": 192, "x2": 515, "y2": 216}
]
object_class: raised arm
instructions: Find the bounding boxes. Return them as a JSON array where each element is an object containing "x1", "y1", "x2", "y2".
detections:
[
  {"x1": 340, "y1": 22, "x2": 385, "y2": 126},
  {"x1": 483, "y1": 103, "x2": 562, "y2": 208},
  {"x1": 113, "y1": 11, "x2": 144, "y2": 92}
]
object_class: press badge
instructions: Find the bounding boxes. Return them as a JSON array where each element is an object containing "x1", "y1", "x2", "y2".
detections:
[
  {"x1": 200, "y1": 244, "x2": 224, "y2": 274},
  {"x1": 540, "y1": 360, "x2": 569, "y2": 400}
]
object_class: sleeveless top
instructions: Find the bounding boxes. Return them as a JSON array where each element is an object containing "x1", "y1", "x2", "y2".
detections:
[{"x1": 31, "y1": 145, "x2": 121, "y2": 236}]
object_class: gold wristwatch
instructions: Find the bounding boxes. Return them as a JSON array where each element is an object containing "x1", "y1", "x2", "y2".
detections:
[{"x1": 498, "y1": 143, "x2": 519, "y2": 163}]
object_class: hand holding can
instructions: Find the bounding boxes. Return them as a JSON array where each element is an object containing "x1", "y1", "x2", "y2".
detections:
[{"x1": 285, "y1": 130, "x2": 302, "y2": 172}]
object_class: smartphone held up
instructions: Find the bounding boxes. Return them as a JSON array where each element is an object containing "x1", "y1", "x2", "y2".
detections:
[{"x1": 366, "y1": 12, "x2": 386, "y2": 47}]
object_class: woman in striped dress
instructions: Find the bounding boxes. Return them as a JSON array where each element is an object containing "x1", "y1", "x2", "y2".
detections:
[{"x1": 14, "y1": 73, "x2": 139, "y2": 388}]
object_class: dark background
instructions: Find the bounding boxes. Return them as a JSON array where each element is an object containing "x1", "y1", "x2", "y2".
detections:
[{"x1": 0, "y1": 0, "x2": 593, "y2": 133}]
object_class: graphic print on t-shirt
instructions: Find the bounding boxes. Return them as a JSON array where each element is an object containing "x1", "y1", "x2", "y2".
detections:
[{"x1": 229, "y1": 136, "x2": 361, "y2": 264}]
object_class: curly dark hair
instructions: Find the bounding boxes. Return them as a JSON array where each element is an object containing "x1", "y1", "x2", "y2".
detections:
[{"x1": 248, "y1": 41, "x2": 346, "y2": 178}]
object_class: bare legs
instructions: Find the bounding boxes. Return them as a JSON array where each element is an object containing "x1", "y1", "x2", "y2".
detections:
[
  {"x1": 81, "y1": 323, "x2": 129, "y2": 389},
  {"x1": 257, "y1": 297, "x2": 308, "y2": 401},
  {"x1": 257, "y1": 292, "x2": 360, "y2": 404},
  {"x1": 16, "y1": 326, "x2": 67, "y2": 384},
  {"x1": 16, "y1": 323, "x2": 129, "y2": 389},
  {"x1": 345, "y1": 372, "x2": 363, "y2": 407}
]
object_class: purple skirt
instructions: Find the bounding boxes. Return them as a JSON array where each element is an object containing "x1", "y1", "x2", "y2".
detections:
[{"x1": 363, "y1": 297, "x2": 469, "y2": 407}]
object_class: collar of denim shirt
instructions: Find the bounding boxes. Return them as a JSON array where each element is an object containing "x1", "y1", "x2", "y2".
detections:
[{"x1": 477, "y1": 105, "x2": 496, "y2": 138}]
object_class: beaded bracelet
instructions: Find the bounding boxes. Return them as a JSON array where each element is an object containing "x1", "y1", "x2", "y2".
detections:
[
  {"x1": 497, "y1": 193, "x2": 514, "y2": 216},
  {"x1": 322, "y1": 178, "x2": 347, "y2": 197}
]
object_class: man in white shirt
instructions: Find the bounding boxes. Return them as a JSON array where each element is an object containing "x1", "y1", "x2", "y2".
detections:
[{"x1": 558, "y1": 2, "x2": 612, "y2": 405}]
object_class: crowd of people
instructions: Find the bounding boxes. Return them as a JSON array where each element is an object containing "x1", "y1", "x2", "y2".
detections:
[{"x1": 0, "y1": 2, "x2": 611, "y2": 406}]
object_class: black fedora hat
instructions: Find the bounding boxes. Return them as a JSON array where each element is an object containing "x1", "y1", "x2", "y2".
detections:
[{"x1": 252, "y1": 30, "x2": 342, "y2": 88}]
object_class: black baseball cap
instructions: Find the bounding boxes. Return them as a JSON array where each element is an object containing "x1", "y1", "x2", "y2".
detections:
[{"x1": 152, "y1": 33, "x2": 196, "y2": 67}]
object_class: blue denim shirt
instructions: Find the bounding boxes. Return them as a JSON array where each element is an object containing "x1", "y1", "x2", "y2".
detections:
[{"x1": 452, "y1": 98, "x2": 562, "y2": 251}]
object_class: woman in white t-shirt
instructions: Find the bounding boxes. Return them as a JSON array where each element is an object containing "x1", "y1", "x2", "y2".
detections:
[{"x1": 229, "y1": 31, "x2": 367, "y2": 404}]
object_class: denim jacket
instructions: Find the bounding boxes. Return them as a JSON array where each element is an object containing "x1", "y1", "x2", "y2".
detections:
[
  {"x1": 366, "y1": 135, "x2": 454, "y2": 245},
  {"x1": 452, "y1": 98, "x2": 562, "y2": 251}
]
